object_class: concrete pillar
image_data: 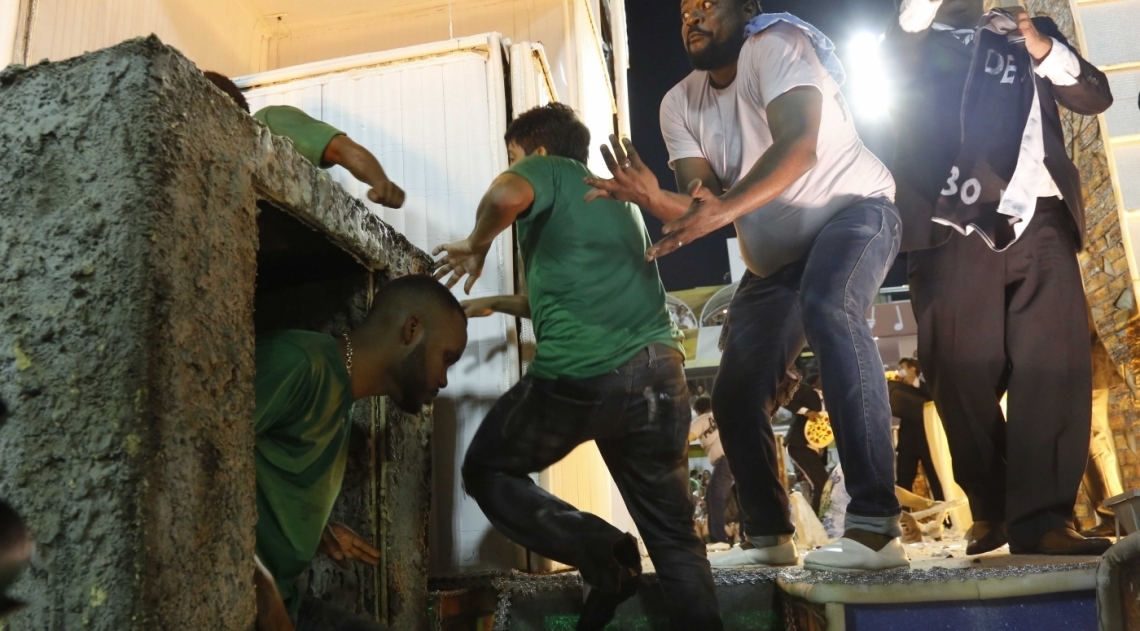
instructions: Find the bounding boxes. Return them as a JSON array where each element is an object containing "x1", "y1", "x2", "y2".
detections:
[{"x1": 0, "y1": 37, "x2": 435, "y2": 630}]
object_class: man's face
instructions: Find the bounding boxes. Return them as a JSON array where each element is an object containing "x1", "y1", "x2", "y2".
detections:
[
  {"x1": 507, "y1": 141, "x2": 528, "y2": 166},
  {"x1": 680, "y1": 0, "x2": 752, "y2": 71},
  {"x1": 507, "y1": 141, "x2": 547, "y2": 166},
  {"x1": 391, "y1": 311, "x2": 467, "y2": 413}
]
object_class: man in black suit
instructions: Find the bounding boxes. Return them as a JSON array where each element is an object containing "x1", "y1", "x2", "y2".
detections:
[
  {"x1": 890, "y1": 358, "x2": 943, "y2": 501},
  {"x1": 885, "y1": 0, "x2": 1113, "y2": 556},
  {"x1": 785, "y1": 375, "x2": 829, "y2": 514}
]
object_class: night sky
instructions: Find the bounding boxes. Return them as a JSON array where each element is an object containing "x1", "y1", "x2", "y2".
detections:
[{"x1": 623, "y1": 0, "x2": 907, "y2": 290}]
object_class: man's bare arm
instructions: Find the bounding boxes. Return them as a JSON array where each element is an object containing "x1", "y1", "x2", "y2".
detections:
[
  {"x1": 461, "y1": 295, "x2": 532, "y2": 319},
  {"x1": 323, "y1": 135, "x2": 406, "y2": 209},
  {"x1": 254, "y1": 556, "x2": 295, "y2": 631},
  {"x1": 673, "y1": 157, "x2": 725, "y2": 198},
  {"x1": 434, "y1": 173, "x2": 534, "y2": 293},
  {"x1": 647, "y1": 86, "x2": 822, "y2": 260}
]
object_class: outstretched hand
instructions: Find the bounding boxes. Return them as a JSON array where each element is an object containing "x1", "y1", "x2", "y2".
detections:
[
  {"x1": 583, "y1": 135, "x2": 661, "y2": 206},
  {"x1": 318, "y1": 522, "x2": 381, "y2": 570},
  {"x1": 646, "y1": 179, "x2": 735, "y2": 261},
  {"x1": 432, "y1": 239, "x2": 487, "y2": 294}
]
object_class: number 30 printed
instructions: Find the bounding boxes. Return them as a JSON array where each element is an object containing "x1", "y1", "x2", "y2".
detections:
[{"x1": 941, "y1": 167, "x2": 981, "y2": 205}]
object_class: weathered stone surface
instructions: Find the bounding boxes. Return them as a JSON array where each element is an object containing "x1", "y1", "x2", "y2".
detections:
[{"x1": 0, "y1": 37, "x2": 433, "y2": 630}]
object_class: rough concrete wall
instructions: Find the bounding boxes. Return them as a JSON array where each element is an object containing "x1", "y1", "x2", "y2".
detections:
[
  {"x1": 1025, "y1": 0, "x2": 1140, "y2": 508},
  {"x1": 0, "y1": 39, "x2": 258, "y2": 629},
  {"x1": 0, "y1": 37, "x2": 436, "y2": 630}
]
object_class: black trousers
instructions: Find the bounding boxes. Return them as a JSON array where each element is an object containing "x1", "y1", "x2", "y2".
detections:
[
  {"x1": 896, "y1": 420, "x2": 945, "y2": 501},
  {"x1": 909, "y1": 198, "x2": 1091, "y2": 549},
  {"x1": 462, "y1": 345, "x2": 723, "y2": 630},
  {"x1": 786, "y1": 445, "x2": 829, "y2": 514}
]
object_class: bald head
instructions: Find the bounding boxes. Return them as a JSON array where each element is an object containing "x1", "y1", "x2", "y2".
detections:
[
  {"x1": 358, "y1": 275, "x2": 468, "y2": 412},
  {"x1": 365, "y1": 274, "x2": 466, "y2": 330}
]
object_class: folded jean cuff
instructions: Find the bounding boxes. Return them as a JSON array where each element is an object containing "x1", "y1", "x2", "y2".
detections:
[
  {"x1": 747, "y1": 533, "x2": 795, "y2": 548},
  {"x1": 845, "y1": 512, "x2": 903, "y2": 538}
]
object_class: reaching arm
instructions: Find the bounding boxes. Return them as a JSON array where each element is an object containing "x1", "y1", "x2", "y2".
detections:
[
  {"x1": 254, "y1": 556, "x2": 295, "y2": 631},
  {"x1": 433, "y1": 173, "x2": 534, "y2": 294},
  {"x1": 646, "y1": 86, "x2": 822, "y2": 261},
  {"x1": 323, "y1": 135, "x2": 407, "y2": 209},
  {"x1": 461, "y1": 295, "x2": 532, "y2": 319},
  {"x1": 582, "y1": 135, "x2": 696, "y2": 222}
]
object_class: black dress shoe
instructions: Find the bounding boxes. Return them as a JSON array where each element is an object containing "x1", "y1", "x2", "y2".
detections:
[
  {"x1": 1009, "y1": 527, "x2": 1113, "y2": 556},
  {"x1": 966, "y1": 520, "x2": 1008, "y2": 556},
  {"x1": 577, "y1": 534, "x2": 642, "y2": 631},
  {"x1": 1080, "y1": 521, "x2": 1117, "y2": 539}
]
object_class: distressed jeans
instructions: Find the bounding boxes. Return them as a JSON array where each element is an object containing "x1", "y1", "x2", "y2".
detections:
[
  {"x1": 713, "y1": 197, "x2": 903, "y2": 539},
  {"x1": 463, "y1": 344, "x2": 723, "y2": 630}
]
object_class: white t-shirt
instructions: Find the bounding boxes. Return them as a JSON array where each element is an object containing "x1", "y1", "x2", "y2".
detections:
[
  {"x1": 661, "y1": 23, "x2": 896, "y2": 277},
  {"x1": 690, "y1": 412, "x2": 724, "y2": 464}
]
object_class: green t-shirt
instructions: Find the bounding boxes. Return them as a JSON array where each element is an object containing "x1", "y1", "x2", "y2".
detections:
[
  {"x1": 254, "y1": 330, "x2": 355, "y2": 613},
  {"x1": 253, "y1": 105, "x2": 345, "y2": 168},
  {"x1": 507, "y1": 155, "x2": 684, "y2": 380}
]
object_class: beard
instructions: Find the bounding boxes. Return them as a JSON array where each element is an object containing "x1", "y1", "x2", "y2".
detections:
[
  {"x1": 392, "y1": 343, "x2": 431, "y2": 414},
  {"x1": 687, "y1": 31, "x2": 746, "y2": 72}
]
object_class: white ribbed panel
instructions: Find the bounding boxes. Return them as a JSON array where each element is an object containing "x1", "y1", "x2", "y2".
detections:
[
  {"x1": 1076, "y1": 0, "x2": 1140, "y2": 68},
  {"x1": 245, "y1": 38, "x2": 523, "y2": 572},
  {"x1": 1104, "y1": 70, "x2": 1140, "y2": 138}
]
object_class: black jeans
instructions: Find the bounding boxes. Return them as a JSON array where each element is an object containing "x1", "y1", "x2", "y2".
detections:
[
  {"x1": 293, "y1": 597, "x2": 386, "y2": 631},
  {"x1": 463, "y1": 344, "x2": 723, "y2": 630}
]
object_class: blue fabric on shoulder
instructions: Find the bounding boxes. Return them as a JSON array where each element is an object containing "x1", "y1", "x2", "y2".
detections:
[{"x1": 744, "y1": 13, "x2": 846, "y2": 87}]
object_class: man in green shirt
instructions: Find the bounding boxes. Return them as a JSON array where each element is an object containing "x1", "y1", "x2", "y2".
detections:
[
  {"x1": 252, "y1": 275, "x2": 467, "y2": 631},
  {"x1": 204, "y1": 72, "x2": 405, "y2": 209},
  {"x1": 435, "y1": 103, "x2": 722, "y2": 631}
]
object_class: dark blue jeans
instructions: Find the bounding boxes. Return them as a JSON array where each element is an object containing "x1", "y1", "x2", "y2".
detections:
[
  {"x1": 463, "y1": 345, "x2": 723, "y2": 630},
  {"x1": 713, "y1": 197, "x2": 903, "y2": 539}
]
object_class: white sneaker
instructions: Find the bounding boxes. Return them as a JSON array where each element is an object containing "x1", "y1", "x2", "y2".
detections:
[
  {"x1": 708, "y1": 538, "x2": 798, "y2": 568},
  {"x1": 706, "y1": 542, "x2": 732, "y2": 553},
  {"x1": 803, "y1": 537, "x2": 910, "y2": 572}
]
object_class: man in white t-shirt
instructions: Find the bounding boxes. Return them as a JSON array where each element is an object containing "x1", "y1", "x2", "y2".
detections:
[
  {"x1": 688, "y1": 396, "x2": 735, "y2": 544},
  {"x1": 586, "y1": 0, "x2": 906, "y2": 572}
]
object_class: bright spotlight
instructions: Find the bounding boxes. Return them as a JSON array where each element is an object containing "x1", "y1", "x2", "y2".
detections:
[{"x1": 845, "y1": 31, "x2": 892, "y2": 122}]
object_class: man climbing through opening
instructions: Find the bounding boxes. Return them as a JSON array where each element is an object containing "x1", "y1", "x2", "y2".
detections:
[
  {"x1": 205, "y1": 71, "x2": 406, "y2": 209},
  {"x1": 252, "y1": 275, "x2": 467, "y2": 631}
]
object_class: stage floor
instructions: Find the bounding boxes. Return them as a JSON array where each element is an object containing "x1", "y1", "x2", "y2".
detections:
[{"x1": 431, "y1": 538, "x2": 1103, "y2": 630}]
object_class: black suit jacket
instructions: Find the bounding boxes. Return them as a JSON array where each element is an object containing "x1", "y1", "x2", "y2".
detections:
[
  {"x1": 786, "y1": 387, "x2": 823, "y2": 450},
  {"x1": 885, "y1": 17, "x2": 1112, "y2": 252}
]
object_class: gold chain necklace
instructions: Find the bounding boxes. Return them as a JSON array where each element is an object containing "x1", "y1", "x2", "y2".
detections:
[{"x1": 343, "y1": 333, "x2": 353, "y2": 377}]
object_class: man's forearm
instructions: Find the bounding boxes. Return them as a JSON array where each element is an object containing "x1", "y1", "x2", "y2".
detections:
[
  {"x1": 327, "y1": 135, "x2": 390, "y2": 187},
  {"x1": 492, "y1": 295, "x2": 532, "y2": 319},
  {"x1": 643, "y1": 188, "x2": 700, "y2": 223}
]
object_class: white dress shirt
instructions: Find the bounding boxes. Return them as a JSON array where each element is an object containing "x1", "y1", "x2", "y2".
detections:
[{"x1": 898, "y1": 0, "x2": 1083, "y2": 246}]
